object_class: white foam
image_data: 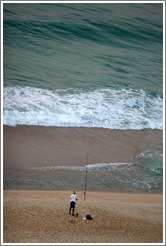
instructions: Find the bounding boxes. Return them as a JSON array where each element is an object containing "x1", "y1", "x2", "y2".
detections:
[
  {"x1": 86, "y1": 162, "x2": 129, "y2": 169},
  {"x1": 31, "y1": 166, "x2": 85, "y2": 171},
  {"x1": 30, "y1": 162, "x2": 131, "y2": 171},
  {"x1": 3, "y1": 86, "x2": 163, "y2": 129}
]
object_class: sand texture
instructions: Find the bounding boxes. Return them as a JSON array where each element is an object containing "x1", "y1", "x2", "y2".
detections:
[{"x1": 3, "y1": 190, "x2": 163, "y2": 243}]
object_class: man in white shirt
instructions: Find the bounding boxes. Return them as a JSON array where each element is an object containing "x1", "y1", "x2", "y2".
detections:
[{"x1": 69, "y1": 190, "x2": 78, "y2": 216}]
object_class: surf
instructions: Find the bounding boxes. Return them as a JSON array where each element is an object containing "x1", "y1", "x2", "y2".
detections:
[{"x1": 3, "y1": 86, "x2": 163, "y2": 129}]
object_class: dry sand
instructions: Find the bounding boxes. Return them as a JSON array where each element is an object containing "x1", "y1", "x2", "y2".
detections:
[{"x1": 3, "y1": 190, "x2": 163, "y2": 243}]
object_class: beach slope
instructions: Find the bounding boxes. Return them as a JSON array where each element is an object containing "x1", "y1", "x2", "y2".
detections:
[{"x1": 3, "y1": 126, "x2": 162, "y2": 168}]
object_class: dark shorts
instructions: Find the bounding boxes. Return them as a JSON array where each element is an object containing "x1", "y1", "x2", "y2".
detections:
[{"x1": 70, "y1": 201, "x2": 75, "y2": 208}]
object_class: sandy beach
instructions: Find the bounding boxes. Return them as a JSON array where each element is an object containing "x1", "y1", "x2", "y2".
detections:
[
  {"x1": 3, "y1": 190, "x2": 163, "y2": 243},
  {"x1": 3, "y1": 126, "x2": 163, "y2": 243}
]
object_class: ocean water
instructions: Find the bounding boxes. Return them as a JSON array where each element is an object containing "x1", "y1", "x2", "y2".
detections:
[
  {"x1": 3, "y1": 3, "x2": 163, "y2": 129},
  {"x1": 3, "y1": 3, "x2": 163, "y2": 192}
]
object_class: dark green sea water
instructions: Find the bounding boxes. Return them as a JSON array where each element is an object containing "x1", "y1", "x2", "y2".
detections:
[{"x1": 3, "y1": 3, "x2": 163, "y2": 129}]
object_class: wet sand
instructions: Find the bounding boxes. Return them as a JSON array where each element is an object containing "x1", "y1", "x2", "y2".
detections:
[
  {"x1": 3, "y1": 125, "x2": 162, "y2": 168},
  {"x1": 3, "y1": 190, "x2": 163, "y2": 243}
]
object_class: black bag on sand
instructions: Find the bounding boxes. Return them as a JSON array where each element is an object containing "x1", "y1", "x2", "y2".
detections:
[{"x1": 86, "y1": 214, "x2": 93, "y2": 220}]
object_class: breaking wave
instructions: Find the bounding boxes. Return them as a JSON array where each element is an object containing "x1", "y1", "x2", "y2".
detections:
[{"x1": 3, "y1": 86, "x2": 163, "y2": 129}]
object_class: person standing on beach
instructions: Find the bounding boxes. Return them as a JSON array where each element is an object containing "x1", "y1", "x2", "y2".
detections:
[{"x1": 69, "y1": 191, "x2": 78, "y2": 216}]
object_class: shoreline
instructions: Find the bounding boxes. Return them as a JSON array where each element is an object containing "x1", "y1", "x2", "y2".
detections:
[
  {"x1": 3, "y1": 124, "x2": 163, "y2": 129},
  {"x1": 3, "y1": 124, "x2": 163, "y2": 133}
]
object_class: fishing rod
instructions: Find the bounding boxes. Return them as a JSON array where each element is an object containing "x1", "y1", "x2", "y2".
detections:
[{"x1": 84, "y1": 154, "x2": 88, "y2": 202}]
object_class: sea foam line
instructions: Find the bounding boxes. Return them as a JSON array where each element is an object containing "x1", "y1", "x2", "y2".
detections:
[{"x1": 30, "y1": 162, "x2": 131, "y2": 171}]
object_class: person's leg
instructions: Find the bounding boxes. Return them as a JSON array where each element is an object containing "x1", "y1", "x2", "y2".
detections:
[{"x1": 72, "y1": 202, "x2": 75, "y2": 215}]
